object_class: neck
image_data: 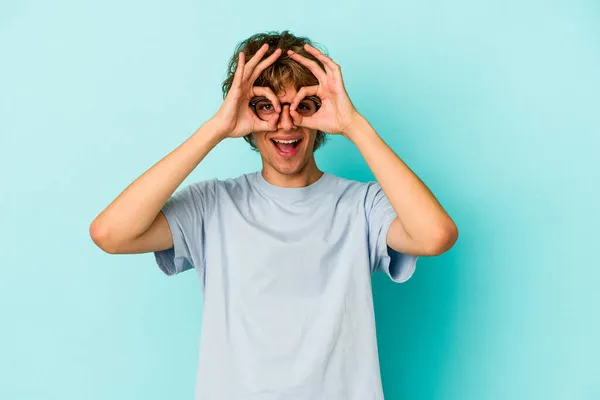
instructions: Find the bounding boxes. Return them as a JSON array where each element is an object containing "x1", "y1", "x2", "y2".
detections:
[{"x1": 261, "y1": 158, "x2": 323, "y2": 188}]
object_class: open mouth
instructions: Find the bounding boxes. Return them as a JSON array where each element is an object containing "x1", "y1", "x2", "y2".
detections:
[{"x1": 270, "y1": 138, "x2": 302, "y2": 157}]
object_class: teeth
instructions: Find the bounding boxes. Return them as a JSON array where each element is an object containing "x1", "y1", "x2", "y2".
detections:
[{"x1": 273, "y1": 139, "x2": 301, "y2": 144}]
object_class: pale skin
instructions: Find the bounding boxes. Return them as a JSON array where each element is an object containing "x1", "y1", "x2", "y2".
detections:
[
  {"x1": 248, "y1": 43, "x2": 458, "y2": 256},
  {"x1": 289, "y1": 44, "x2": 459, "y2": 256},
  {"x1": 89, "y1": 42, "x2": 457, "y2": 259}
]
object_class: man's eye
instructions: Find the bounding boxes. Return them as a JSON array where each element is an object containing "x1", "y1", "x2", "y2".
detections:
[
  {"x1": 298, "y1": 101, "x2": 316, "y2": 111},
  {"x1": 258, "y1": 103, "x2": 273, "y2": 111}
]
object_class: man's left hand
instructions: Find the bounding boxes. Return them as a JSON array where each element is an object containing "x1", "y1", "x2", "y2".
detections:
[{"x1": 287, "y1": 44, "x2": 361, "y2": 136}]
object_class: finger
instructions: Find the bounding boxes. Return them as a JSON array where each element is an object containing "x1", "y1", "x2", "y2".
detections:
[
  {"x1": 243, "y1": 44, "x2": 271, "y2": 81},
  {"x1": 249, "y1": 48, "x2": 282, "y2": 85},
  {"x1": 251, "y1": 86, "x2": 281, "y2": 112},
  {"x1": 289, "y1": 108, "x2": 303, "y2": 126},
  {"x1": 290, "y1": 85, "x2": 319, "y2": 111},
  {"x1": 286, "y1": 50, "x2": 327, "y2": 82},
  {"x1": 255, "y1": 114, "x2": 278, "y2": 132},
  {"x1": 231, "y1": 52, "x2": 246, "y2": 90},
  {"x1": 303, "y1": 44, "x2": 338, "y2": 70},
  {"x1": 291, "y1": 110, "x2": 319, "y2": 131},
  {"x1": 303, "y1": 44, "x2": 342, "y2": 79}
]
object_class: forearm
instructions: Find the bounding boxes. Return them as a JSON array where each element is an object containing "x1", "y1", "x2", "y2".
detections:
[
  {"x1": 90, "y1": 119, "x2": 225, "y2": 248},
  {"x1": 343, "y1": 114, "x2": 456, "y2": 243}
]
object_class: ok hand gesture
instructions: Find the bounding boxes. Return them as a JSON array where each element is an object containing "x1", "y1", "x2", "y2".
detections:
[
  {"x1": 211, "y1": 44, "x2": 283, "y2": 139},
  {"x1": 286, "y1": 44, "x2": 361, "y2": 136}
]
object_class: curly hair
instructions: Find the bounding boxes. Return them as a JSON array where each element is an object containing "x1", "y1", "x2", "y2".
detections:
[{"x1": 221, "y1": 30, "x2": 329, "y2": 152}]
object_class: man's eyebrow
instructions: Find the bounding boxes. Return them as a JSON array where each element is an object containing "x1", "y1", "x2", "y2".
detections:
[
  {"x1": 250, "y1": 96, "x2": 269, "y2": 103},
  {"x1": 250, "y1": 95, "x2": 321, "y2": 104}
]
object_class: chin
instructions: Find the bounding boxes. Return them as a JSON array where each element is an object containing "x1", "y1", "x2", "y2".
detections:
[{"x1": 271, "y1": 162, "x2": 307, "y2": 176}]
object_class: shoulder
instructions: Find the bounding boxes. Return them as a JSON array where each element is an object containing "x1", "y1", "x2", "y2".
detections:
[
  {"x1": 184, "y1": 177, "x2": 219, "y2": 196},
  {"x1": 178, "y1": 171, "x2": 260, "y2": 196},
  {"x1": 214, "y1": 171, "x2": 256, "y2": 193},
  {"x1": 325, "y1": 172, "x2": 378, "y2": 197},
  {"x1": 192, "y1": 172, "x2": 259, "y2": 203}
]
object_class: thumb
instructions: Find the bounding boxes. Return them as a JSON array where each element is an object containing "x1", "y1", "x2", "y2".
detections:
[
  {"x1": 291, "y1": 110, "x2": 319, "y2": 131},
  {"x1": 255, "y1": 115, "x2": 278, "y2": 132},
  {"x1": 289, "y1": 109, "x2": 303, "y2": 126}
]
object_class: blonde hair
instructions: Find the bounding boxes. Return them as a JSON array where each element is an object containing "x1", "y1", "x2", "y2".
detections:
[{"x1": 221, "y1": 30, "x2": 329, "y2": 151}]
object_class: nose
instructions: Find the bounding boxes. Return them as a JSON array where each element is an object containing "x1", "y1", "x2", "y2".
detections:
[{"x1": 276, "y1": 103, "x2": 297, "y2": 131}]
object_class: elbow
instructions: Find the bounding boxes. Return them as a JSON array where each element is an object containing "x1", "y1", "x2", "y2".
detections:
[
  {"x1": 89, "y1": 220, "x2": 119, "y2": 254},
  {"x1": 424, "y1": 221, "x2": 459, "y2": 256}
]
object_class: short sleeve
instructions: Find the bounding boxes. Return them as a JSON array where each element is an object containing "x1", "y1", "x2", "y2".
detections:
[
  {"x1": 153, "y1": 179, "x2": 214, "y2": 276},
  {"x1": 365, "y1": 182, "x2": 419, "y2": 283}
]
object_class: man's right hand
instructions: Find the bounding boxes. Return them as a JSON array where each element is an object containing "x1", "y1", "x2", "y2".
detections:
[
  {"x1": 90, "y1": 44, "x2": 284, "y2": 256},
  {"x1": 211, "y1": 43, "x2": 283, "y2": 139}
]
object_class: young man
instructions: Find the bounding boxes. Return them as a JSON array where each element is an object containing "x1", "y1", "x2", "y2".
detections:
[{"x1": 90, "y1": 31, "x2": 458, "y2": 400}]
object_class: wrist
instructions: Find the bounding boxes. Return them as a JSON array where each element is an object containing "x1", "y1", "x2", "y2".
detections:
[
  {"x1": 341, "y1": 112, "x2": 368, "y2": 142},
  {"x1": 204, "y1": 117, "x2": 229, "y2": 141},
  {"x1": 196, "y1": 119, "x2": 228, "y2": 145}
]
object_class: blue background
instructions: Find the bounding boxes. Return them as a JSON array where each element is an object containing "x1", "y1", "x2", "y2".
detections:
[{"x1": 1, "y1": 0, "x2": 599, "y2": 399}]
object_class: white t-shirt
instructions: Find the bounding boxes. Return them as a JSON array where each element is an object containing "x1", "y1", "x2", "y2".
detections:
[{"x1": 154, "y1": 171, "x2": 419, "y2": 399}]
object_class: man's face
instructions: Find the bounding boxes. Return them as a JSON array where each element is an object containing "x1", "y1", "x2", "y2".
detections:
[{"x1": 250, "y1": 83, "x2": 319, "y2": 176}]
